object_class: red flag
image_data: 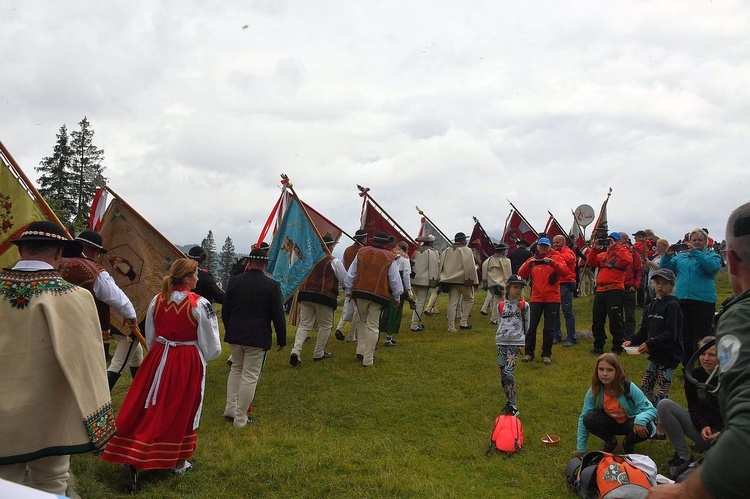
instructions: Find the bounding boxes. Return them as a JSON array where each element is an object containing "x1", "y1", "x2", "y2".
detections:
[
  {"x1": 569, "y1": 217, "x2": 587, "y2": 251},
  {"x1": 501, "y1": 207, "x2": 539, "y2": 252},
  {"x1": 543, "y1": 213, "x2": 572, "y2": 245},
  {"x1": 286, "y1": 191, "x2": 342, "y2": 243},
  {"x1": 469, "y1": 219, "x2": 495, "y2": 262},
  {"x1": 361, "y1": 198, "x2": 418, "y2": 255}
]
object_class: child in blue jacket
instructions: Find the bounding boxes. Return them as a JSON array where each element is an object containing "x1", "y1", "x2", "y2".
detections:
[{"x1": 576, "y1": 353, "x2": 657, "y2": 454}]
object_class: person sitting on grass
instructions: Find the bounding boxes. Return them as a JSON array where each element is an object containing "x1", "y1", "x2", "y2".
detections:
[
  {"x1": 575, "y1": 353, "x2": 657, "y2": 455},
  {"x1": 622, "y1": 268, "x2": 684, "y2": 404},
  {"x1": 656, "y1": 336, "x2": 723, "y2": 479},
  {"x1": 494, "y1": 274, "x2": 530, "y2": 417}
]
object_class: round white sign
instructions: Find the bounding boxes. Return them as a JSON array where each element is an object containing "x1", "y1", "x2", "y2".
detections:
[{"x1": 574, "y1": 204, "x2": 595, "y2": 227}]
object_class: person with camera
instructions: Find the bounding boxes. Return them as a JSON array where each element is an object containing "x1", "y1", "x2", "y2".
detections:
[
  {"x1": 481, "y1": 242, "x2": 513, "y2": 326},
  {"x1": 586, "y1": 231, "x2": 633, "y2": 355},
  {"x1": 517, "y1": 238, "x2": 562, "y2": 365},
  {"x1": 659, "y1": 228, "x2": 722, "y2": 366}
]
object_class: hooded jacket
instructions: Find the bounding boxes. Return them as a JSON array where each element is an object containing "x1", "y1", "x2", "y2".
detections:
[{"x1": 629, "y1": 294, "x2": 684, "y2": 369}]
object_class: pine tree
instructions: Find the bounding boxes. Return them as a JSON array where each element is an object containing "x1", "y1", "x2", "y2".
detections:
[
  {"x1": 36, "y1": 125, "x2": 76, "y2": 225},
  {"x1": 70, "y1": 117, "x2": 106, "y2": 230},
  {"x1": 201, "y1": 230, "x2": 218, "y2": 274},
  {"x1": 218, "y1": 236, "x2": 236, "y2": 284}
]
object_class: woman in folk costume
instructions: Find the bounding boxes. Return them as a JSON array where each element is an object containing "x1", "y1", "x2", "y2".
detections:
[{"x1": 102, "y1": 258, "x2": 221, "y2": 492}]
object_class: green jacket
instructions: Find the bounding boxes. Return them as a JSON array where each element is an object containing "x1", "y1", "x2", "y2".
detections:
[{"x1": 701, "y1": 289, "x2": 750, "y2": 498}]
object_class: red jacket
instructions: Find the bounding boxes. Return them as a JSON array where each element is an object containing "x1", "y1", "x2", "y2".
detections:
[
  {"x1": 556, "y1": 246, "x2": 577, "y2": 284},
  {"x1": 623, "y1": 245, "x2": 643, "y2": 290},
  {"x1": 586, "y1": 243, "x2": 633, "y2": 292},
  {"x1": 518, "y1": 250, "x2": 562, "y2": 303}
]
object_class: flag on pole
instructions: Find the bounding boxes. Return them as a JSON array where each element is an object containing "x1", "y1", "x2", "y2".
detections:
[
  {"x1": 569, "y1": 216, "x2": 587, "y2": 251},
  {"x1": 359, "y1": 186, "x2": 418, "y2": 255},
  {"x1": 98, "y1": 189, "x2": 186, "y2": 324},
  {"x1": 417, "y1": 215, "x2": 451, "y2": 253},
  {"x1": 282, "y1": 190, "x2": 342, "y2": 243},
  {"x1": 590, "y1": 188, "x2": 612, "y2": 242},
  {"x1": 0, "y1": 142, "x2": 61, "y2": 269},
  {"x1": 469, "y1": 218, "x2": 495, "y2": 262},
  {"x1": 544, "y1": 212, "x2": 572, "y2": 245},
  {"x1": 500, "y1": 205, "x2": 539, "y2": 252},
  {"x1": 258, "y1": 177, "x2": 343, "y2": 248},
  {"x1": 266, "y1": 195, "x2": 329, "y2": 301},
  {"x1": 88, "y1": 186, "x2": 108, "y2": 231}
]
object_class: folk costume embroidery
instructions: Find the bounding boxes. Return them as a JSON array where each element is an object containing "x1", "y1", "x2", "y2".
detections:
[{"x1": 0, "y1": 270, "x2": 75, "y2": 309}]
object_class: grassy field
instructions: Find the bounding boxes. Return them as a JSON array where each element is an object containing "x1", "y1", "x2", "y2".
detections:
[{"x1": 72, "y1": 271, "x2": 733, "y2": 498}]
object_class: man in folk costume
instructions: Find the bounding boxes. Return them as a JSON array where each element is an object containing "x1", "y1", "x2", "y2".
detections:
[
  {"x1": 438, "y1": 232, "x2": 479, "y2": 333},
  {"x1": 335, "y1": 229, "x2": 367, "y2": 342},
  {"x1": 59, "y1": 230, "x2": 141, "y2": 391},
  {"x1": 410, "y1": 234, "x2": 439, "y2": 331},
  {"x1": 344, "y1": 231, "x2": 403, "y2": 366},
  {"x1": 480, "y1": 242, "x2": 513, "y2": 326},
  {"x1": 187, "y1": 245, "x2": 225, "y2": 304},
  {"x1": 290, "y1": 235, "x2": 347, "y2": 366},
  {"x1": 223, "y1": 249, "x2": 287, "y2": 427},
  {"x1": 0, "y1": 221, "x2": 116, "y2": 496}
]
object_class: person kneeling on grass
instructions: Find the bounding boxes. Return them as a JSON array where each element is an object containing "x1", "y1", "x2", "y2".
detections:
[
  {"x1": 494, "y1": 274, "x2": 530, "y2": 417},
  {"x1": 575, "y1": 353, "x2": 657, "y2": 455},
  {"x1": 656, "y1": 336, "x2": 723, "y2": 479},
  {"x1": 622, "y1": 268, "x2": 684, "y2": 404}
]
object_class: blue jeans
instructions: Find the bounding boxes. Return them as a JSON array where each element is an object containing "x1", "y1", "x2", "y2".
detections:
[{"x1": 554, "y1": 282, "x2": 576, "y2": 341}]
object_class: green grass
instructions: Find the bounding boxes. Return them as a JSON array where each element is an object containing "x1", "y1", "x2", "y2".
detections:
[{"x1": 72, "y1": 271, "x2": 733, "y2": 498}]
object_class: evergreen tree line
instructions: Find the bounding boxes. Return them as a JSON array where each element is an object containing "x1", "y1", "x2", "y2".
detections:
[
  {"x1": 35, "y1": 117, "x2": 107, "y2": 231},
  {"x1": 36, "y1": 122, "x2": 241, "y2": 286},
  {"x1": 198, "y1": 229, "x2": 242, "y2": 287}
]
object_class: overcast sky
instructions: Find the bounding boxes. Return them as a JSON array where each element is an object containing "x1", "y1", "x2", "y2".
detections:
[{"x1": 2, "y1": 0, "x2": 748, "y2": 253}]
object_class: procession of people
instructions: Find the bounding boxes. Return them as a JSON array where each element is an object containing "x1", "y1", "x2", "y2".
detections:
[{"x1": 1, "y1": 198, "x2": 746, "y2": 498}]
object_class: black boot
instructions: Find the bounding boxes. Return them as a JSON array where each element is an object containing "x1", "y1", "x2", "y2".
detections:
[
  {"x1": 107, "y1": 371, "x2": 121, "y2": 391},
  {"x1": 103, "y1": 341, "x2": 112, "y2": 362},
  {"x1": 130, "y1": 366, "x2": 139, "y2": 380}
]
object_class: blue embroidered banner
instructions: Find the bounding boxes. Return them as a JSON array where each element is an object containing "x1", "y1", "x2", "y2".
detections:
[{"x1": 266, "y1": 197, "x2": 328, "y2": 300}]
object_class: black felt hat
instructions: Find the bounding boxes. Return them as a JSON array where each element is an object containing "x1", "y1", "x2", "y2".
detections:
[{"x1": 10, "y1": 221, "x2": 82, "y2": 255}]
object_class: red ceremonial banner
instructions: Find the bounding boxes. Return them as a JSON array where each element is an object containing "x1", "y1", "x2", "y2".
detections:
[
  {"x1": 501, "y1": 208, "x2": 539, "y2": 252},
  {"x1": 361, "y1": 200, "x2": 418, "y2": 255}
]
